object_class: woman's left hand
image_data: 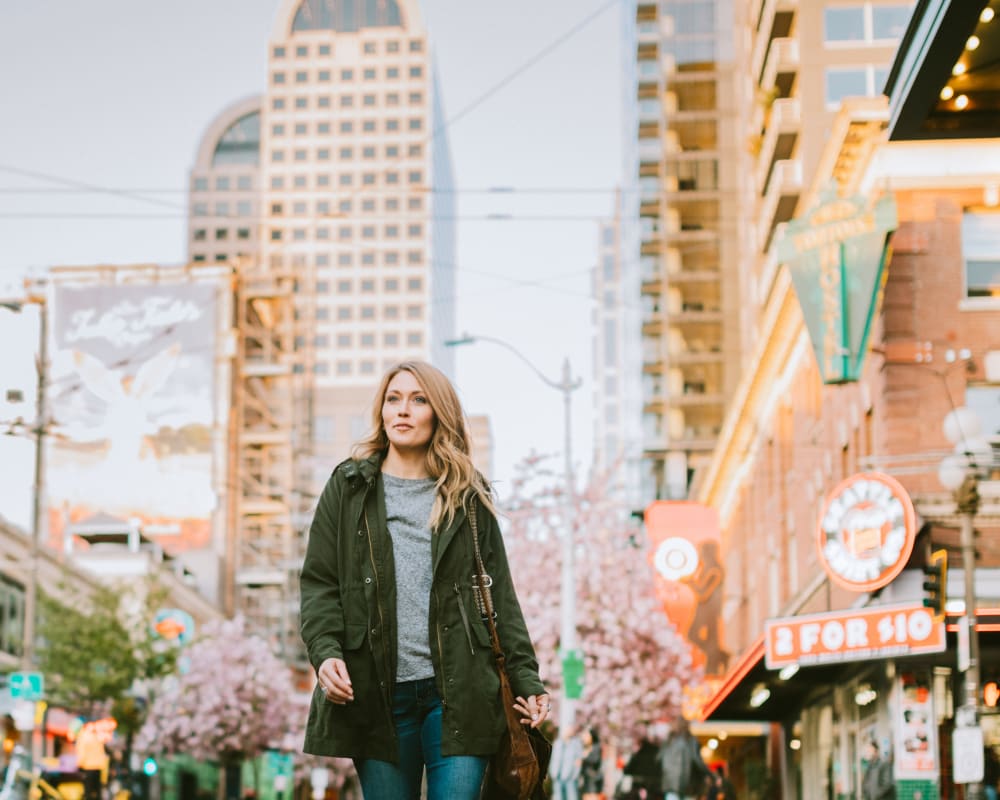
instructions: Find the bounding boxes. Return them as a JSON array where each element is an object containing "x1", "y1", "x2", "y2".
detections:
[{"x1": 514, "y1": 693, "x2": 550, "y2": 728}]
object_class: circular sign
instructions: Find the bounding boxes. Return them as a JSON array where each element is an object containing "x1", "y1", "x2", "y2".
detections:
[
  {"x1": 816, "y1": 472, "x2": 916, "y2": 592},
  {"x1": 153, "y1": 608, "x2": 195, "y2": 644},
  {"x1": 653, "y1": 537, "x2": 700, "y2": 581}
]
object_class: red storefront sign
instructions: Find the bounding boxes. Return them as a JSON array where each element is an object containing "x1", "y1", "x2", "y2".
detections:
[{"x1": 764, "y1": 603, "x2": 946, "y2": 669}]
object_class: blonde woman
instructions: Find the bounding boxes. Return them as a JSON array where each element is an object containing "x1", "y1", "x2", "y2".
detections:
[{"x1": 300, "y1": 361, "x2": 549, "y2": 799}]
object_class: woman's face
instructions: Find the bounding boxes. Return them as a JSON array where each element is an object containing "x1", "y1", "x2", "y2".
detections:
[{"x1": 382, "y1": 370, "x2": 435, "y2": 453}]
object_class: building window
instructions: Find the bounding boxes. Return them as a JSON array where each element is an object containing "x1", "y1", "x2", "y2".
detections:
[
  {"x1": 360, "y1": 360, "x2": 375, "y2": 375},
  {"x1": 273, "y1": 98, "x2": 285, "y2": 110},
  {"x1": 294, "y1": 149, "x2": 307, "y2": 161},
  {"x1": 295, "y1": 71, "x2": 308, "y2": 83},
  {"x1": 338, "y1": 253, "x2": 352, "y2": 266},
  {"x1": 272, "y1": 123, "x2": 286, "y2": 136},
  {"x1": 363, "y1": 94, "x2": 376, "y2": 106},
  {"x1": 387, "y1": 92, "x2": 400, "y2": 106},
  {"x1": 363, "y1": 42, "x2": 376, "y2": 54},
  {"x1": 408, "y1": 118, "x2": 423, "y2": 130},
  {"x1": 319, "y1": 69, "x2": 331, "y2": 82},
  {"x1": 361, "y1": 306, "x2": 376, "y2": 319},
  {"x1": 962, "y1": 212, "x2": 1000, "y2": 298},
  {"x1": 193, "y1": 177, "x2": 208, "y2": 191},
  {"x1": 316, "y1": 307, "x2": 330, "y2": 322},
  {"x1": 337, "y1": 307, "x2": 352, "y2": 320},
  {"x1": 363, "y1": 146, "x2": 376, "y2": 159},
  {"x1": 385, "y1": 252, "x2": 399, "y2": 265},
  {"x1": 294, "y1": 175, "x2": 307, "y2": 187},
  {"x1": 237, "y1": 200, "x2": 252, "y2": 215},
  {"x1": 318, "y1": 148, "x2": 330, "y2": 160},
  {"x1": 337, "y1": 361, "x2": 352, "y2": 375},
  {"x1": 387, "y1": 67, "x2": 399, "y2": 79},
  {"x1": 407, "y1": 224, "x2": 422, "y2": 238},
  {"x1": 341, "y1": 95, "x2": 355, "y2": 107},
  {"x1": 193, "y1": 229, "x2": 207, "y2": 241},
  {"x1": 386, "y1": 119, "x2": 400, "y2": 132},
  {"x1": 295, "y1": 97, "x2": 307, "y2": 108},
  {"x1": 825, "y1": 4, "x2": 911, "y2": 44},
  {"x1": 296, "y1": 45, "x2": 308, "y2": 57},
  {"x1": 409, "y1": 92, "x2": 423, "y2": 104},
  {"x1": 386, "y1": 198, "x2": 399, "y2": 211},
  {"x1": 407, "y1": 332, "x2": 423, "y2": 346},
  {"x1": 364, "y1": 68, "x2": 377, "y2": 80},
  {"x1": 387, "y1": 41, "x2": 399, "y2": 53},
  {"x1": 362, "y1": 252, "x2": 376, "y2": 265},
  {"x1": 319, "y1": 44, "x2": 331, "y2": 56},
  {"x1": 409, "y1": 144, "x2": 422, "y2": 157},
  {"x1": 273, "y1": 72, "x2": 286, "y2": 84},
  {"x1": 272, "y1": 150, "x2": 286, "y2": 162},
  {"x1": 340, "y1": 121, "x2": 354, "y2": 133},
  {"x1": 317, "y1": 253, "x2": 330, "y2": 266},
  {"x1": 407, "y1": 278, "x2": 423, "y2": 291},
  {"x1": 215, "y1": 228, "x2": 228, "y2": 240},
  {"x1": 361, "y1": 279, "x2": 376, "y2": 292},
  {"x1": 318, "y1": 122, "x2": 330, "y2": 134},
  {"x1": 318, "y1": 96, "x2": 331, "y2": 108},
  {"x1": 270, "y1": 229, "x2": 283, "y2": 241},
  {"x1": 273, "y1": 46, "x2": 286, "y2": 58},
  {"x1": 337, "y1": 280, "x2": 352, "y2": 293},
  {"x1": 340, "y1": 174, "x2": 353, "y2": 186},
  {"x1": 406, "y1": 304, "x2": 421, "y2": 319},
  {"x1": 825, "y1": 67, "x2": 870, "y2": 106},
  {"x1": 385, "y1": 225, "x2": 399, "y2": 238},
  {"x1": 384, "y1": 306, "x2": 400, "y2": 320},
  {"x1": 360, "y1": 333, "x2": 375, "y2": 347},
  {"x1": 410, "y1": 40, "x2": 423, "y2": 52},
  {"x1": 363, "y1": 120, "x2": 376, "y2": 132},
  {"x1": 362, "y1": 198, "x2": 376, "y2": 212},
  {"x1": 385, "y1": 278, "x2": 399, "y2": 292},
  {"x1": 271, "y1": 176, "x2": 284, "y2": 189},
  {"x1": 337, "y1": 334, "x2": 351, "y2": 347},
  {"x1": 295, "y1": 123, "x2": 308, "y2": 135},
  {"x1": 384, "y1": 332, "x2": 399, "y2": 346},
  {"x1": 408, "y1": 250, "x2": 423, "y2": 264}
]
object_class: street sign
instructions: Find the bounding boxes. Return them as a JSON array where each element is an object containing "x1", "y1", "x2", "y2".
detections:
[
  {"x1": 9, "y1": 672, "x2": 44, "y2": 700},
  {"x1": 953, "y1": 726, "x2": 985, "y2": 783},
  {"x1": 562, "y1": 649, "x2": 585, "y2": 700}
]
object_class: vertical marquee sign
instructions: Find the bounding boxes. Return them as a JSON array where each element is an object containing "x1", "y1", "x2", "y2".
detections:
[{"x1": 776, "y1": 184, "x2": 897, "y2": 384}]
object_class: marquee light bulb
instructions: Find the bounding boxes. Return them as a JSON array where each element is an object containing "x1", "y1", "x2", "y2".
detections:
[
  {"x1": 953, "y1": 62, "x2": 967, "y2": 76},
  {"x1": 940, "y1": 86, "x2": 954, "y2": 100},
  {"x1": 981, "y1": 7, "x2": 995, "y2": 23},
  {"x1": 967, "y1": 35, "x2": 981, "y2": 50},
  {"x1": 956, "y1": 94, "x2": 970, "y2": 110}
]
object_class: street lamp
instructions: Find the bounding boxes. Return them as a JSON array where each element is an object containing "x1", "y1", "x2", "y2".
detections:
[
  {"x1": 1, "y1": 295, "x2": 48, "y2": 669},
  {"x1": 444, "y1": 333, "x2": 583, "y2": 729},
  {"x1": 938, "y1": 405, "x2": 993, "y2": 800}
]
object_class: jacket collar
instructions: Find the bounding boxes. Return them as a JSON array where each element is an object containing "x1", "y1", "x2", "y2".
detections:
[{"x1": 342, "y1": 452, "x2": 384, "y2": 488}]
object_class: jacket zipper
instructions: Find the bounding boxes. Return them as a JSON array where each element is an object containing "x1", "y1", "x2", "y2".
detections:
[
  {"x1": 363, "y1": 507, "x2": 394, "y2": 716},
  {"x1": 454, "y1": 584, "x2": 476, "y2": 655}
]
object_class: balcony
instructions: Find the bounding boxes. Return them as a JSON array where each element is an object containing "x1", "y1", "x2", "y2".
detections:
[
  {"x1": 668, "y1": 268, "x2": 720, "y2": 284},
  {"x1": 638, "y1": 98, "x2": 662, "y2": 126},
  {"x1": 760, "y1": 38, "x2": 799, "y2": 99},
  {"x1": 755, "y1": 96, "x2": 800, "y2": 190},
  {"x1": 758, "y1": 159, "x2": 802, "y2": 252},
  {"x1": 637, "y1": 19, "x2": 661, "y2": 46},
  {"x1": 752, "y1": 0, "x2": 797, "y2": 84},
  {"x1": 671, "y1": 348, "x2": 724, "y2": 365},
  {"x1": 638, "y1": 138, "x2": 663, "y2": 166}
]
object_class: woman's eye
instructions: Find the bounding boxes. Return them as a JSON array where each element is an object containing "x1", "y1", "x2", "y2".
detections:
[{"x1": 413, "y1": 396, "x2": 427, "y2": 404}]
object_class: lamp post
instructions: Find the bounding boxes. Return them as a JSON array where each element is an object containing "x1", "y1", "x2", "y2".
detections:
[
  {"x1": 444, "y1": 333, "x2": 583, "y2": 729},
  {"x1": 938, "y1": 405, "x2": 993, "y2": 800}
]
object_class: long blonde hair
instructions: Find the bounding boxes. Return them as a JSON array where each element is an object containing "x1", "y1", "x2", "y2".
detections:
[{"x1": 352, "y1": 360, "x2": 496, "y2": 529}]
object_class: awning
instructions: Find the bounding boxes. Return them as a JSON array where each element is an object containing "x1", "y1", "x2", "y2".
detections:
[
  {"x1": 699, "y1": 636, "x2": 847, "y2": 721},
  {"x1": 701, "y1": 608, "x2": 1000, "y2": 721}
]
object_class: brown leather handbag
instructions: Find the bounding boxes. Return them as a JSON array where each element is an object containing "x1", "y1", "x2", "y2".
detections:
[{"x1": 468, "y1": 499, "x2": 551, "y2": 800}]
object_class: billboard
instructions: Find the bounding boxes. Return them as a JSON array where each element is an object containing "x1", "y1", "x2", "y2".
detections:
[{"x1": 47, "y1": 281, "x2": 222, "y2": 552}]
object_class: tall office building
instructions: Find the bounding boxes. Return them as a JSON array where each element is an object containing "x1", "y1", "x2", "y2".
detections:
[
  {"x1": 632, "y1": 0, "x2": 744, "y2": 500},
  {"x1": 186, "y1": 0, "x2": 455, "y2": 658},
  {"x1": 189, "y1": 0, "x2": 456, "y2": 491}
]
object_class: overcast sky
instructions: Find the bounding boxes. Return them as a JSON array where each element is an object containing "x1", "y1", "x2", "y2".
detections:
[{"x1": 0, "y1": 0, "x2": 624, "y2": 528}]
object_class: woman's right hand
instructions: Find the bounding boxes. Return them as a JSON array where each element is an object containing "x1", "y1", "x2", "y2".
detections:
[{"x1": 317, "y1": 657, "x2": 354, "y2": 704}]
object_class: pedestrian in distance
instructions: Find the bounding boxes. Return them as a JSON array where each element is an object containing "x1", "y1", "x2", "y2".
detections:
[
  {"x1": 712, "y1": 766, "x2": 736, "y2": 800},
  {"x1": 618, "y1": 728, "x2": 663, "y2": 799},
  {"x1": 299, "y1": 360, "x2": 550, "y2": 800},
  {"x1": 549, "y1": 726, "x2": 584, "y2": 800},
  {"x1": 580, "y1": 727, "x2": 604, "y2": 800},
  {"x1": 74, "y1": 722, "x2": 108, "y2": 800},
  {"x1": 861, "y1": 741, "x2": 895, "y2": 800},
  {"x1": 658, "y1": 718, "x2": 711, "y2": 800}
]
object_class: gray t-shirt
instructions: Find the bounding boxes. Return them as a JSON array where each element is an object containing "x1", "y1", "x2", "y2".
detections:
[{"x1": 382, "y1": 472, "x2": 437, "y2": 682}]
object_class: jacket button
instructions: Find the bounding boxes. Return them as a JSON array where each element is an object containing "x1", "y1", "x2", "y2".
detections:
[
  {"x1": 357, "y1": 529, "x2": 364, "y2": 536},
  {"x1": 371, "y1": 628, "x2": 377, "y2": 636},
  {"x1": 365, "y1": 577, "x2": 372, "y2": 584},
  {"x1": 443, "y1": 625, "x2": 449, "y2": 631},
  {"x1": 448, "y1": 677, "x2": 454, "y2": 684}
]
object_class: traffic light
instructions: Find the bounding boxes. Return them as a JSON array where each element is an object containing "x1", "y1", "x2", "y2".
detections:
[
  {"x1": 922, "y1": 549, "x2": 948, "y2": 621},
  {"x1": 142, "y1": 757, "x2": 158, "y2": 776}
]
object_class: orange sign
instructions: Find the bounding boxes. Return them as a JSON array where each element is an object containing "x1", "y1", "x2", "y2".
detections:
[
  {"x1": 817, "y1": 472, "x2": 917, "y2": 592},
  {"x1": 764, "y1": 603, "x2": 946, "y2": 669},
  {"x1": 645, "y1": 502, "x2": 729, "y2": 677}
]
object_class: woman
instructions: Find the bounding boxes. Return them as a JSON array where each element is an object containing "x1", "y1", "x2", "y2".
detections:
[
  {"x1": 579, "y1": 727, "x2": 603, "y2": 800},
  {"x1": 300, "y1": 361, "x2": 550, "y2": 800}
]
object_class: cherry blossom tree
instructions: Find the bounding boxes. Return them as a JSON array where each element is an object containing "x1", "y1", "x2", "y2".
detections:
[
  {"x1": 499, "y1": 455, "x2": 700, "y2": 750},
  {"x1": 136, "y1": 617, "x2": 298, "y2": 800}
]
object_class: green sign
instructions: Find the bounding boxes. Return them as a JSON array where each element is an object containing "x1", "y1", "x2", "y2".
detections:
[
  {"x1": 777, "y1": 184, "x2": 897, "y2": 384},
  {"x1": 562, "y1": 649, "x2": 585, "y2": 700},
  {"x1": 10, "y1": 671, "x2": 44, "y2": 700}
]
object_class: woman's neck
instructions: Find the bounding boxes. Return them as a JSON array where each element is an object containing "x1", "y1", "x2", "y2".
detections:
[{"x1": 382, "y1": 446, "x2": 430, "y2": 479}]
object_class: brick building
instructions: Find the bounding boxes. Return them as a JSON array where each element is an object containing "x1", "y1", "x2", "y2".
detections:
[{"x1": 693, "y1": 2, "x2": 1000, "y2": 798}]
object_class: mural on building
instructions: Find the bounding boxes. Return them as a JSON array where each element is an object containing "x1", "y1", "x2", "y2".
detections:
[
  {"x1": 47, "y1": 282, "x2": 221, "y2": 552},
  {"x1": 645, "y1": 501, "x2": 729, "y2": 690}
]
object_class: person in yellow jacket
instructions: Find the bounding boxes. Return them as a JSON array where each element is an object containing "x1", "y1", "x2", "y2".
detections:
[{"x1": 75, "y1": 723, "x2": 108, "y2": 800}]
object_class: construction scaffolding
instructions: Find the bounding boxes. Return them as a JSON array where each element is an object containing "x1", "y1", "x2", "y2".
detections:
[{"x1": 230, "y1": 260, "x2": 308, "y2": 664}]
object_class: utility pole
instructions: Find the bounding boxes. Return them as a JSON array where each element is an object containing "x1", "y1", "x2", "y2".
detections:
[{"x1": 21, "y1": 296, "x2": 47, "y2": 668}]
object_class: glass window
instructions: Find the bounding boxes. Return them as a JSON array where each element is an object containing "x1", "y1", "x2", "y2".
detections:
[
  {"x1": 296, "y1": 45, "x2": 308, "y2": 57},
  {"x1": 193, "y1": 202, "x2": 208, "y2": 215},
  {"x1": 362, "y1": 252, "x2": 376, "y2": 265},
  {"x1": 294, "y1": 175, "x2": 307, "y2": 187},
  {"x1": 407, "y1": 224, "x2": 422, "y2": 237},
  {"x1": 363, "y1": 146, "x2": 376, "y2": 158},
  {"x1": 317, "y1": 200, "x2": 331, "y2": 214},
  {"x1": 387, "y1": 41, "x2": 400, "y2": 52},
  {"x1": 215, "y1": 176, "x2": 230, "y2": 191},
  {"x1": 272, "y1": 150, "x2": 286, "y2": 162},
  {"x1": 361, "y1": 306, "x2": 376, "y2": 319},
  {"x1": 386, "y1": 172, "x2": 399, "y2": 184},
  {"x1": 339, "y1": 226, "x2": 352, "y2": 240},
  {"x1": 337, "y1": 279, "x2": 352, "y2": 292},
  {"x1": 273, "y1": 72, "x2": 286, "y2": 84},
  {"x1": 341, "y1": 199, "x2": 354, "y2": 213},
  {"x1": 364, "y1": 68, "x2": 377, "y2": 80},
  {"x1": 407, "y1": 278, "x2": 422, "y2": 291},
  {"x1": 237, "y1": 228, "x2": 250, "y2": 240},
  {"x1": 385, "y1": 278, "x2": 399, "y2": 291},
  {"x1": 215, "y1": 201, "x2": 229, "y2": 215},
  {"x1": 237, "y1": 176, "x2": 252, "y2": 190},
  {"x1": 193, "y1": 229, "x2": 207, "y2": 241},
  {"x1": 364, "y1": 94, "x2": 376, "y2": 106},
  {"x1": 407, "y1": 304, "x2": 421, "y2": 319},
  {"x1": 273, "y1": 98, "x2": 285, "y2": 110},
  {"x1": 408, "y1": 144, "x2": 422, "y2": 157},
  {"x1": 962, "y1": 212, "x2": 1000, "y2": 298},
  {"x1": 385, "y1": 332, "x2": 399, "y2": 346},
  {"x1": 271, "y1": 176, "x2": 284, "y2": 189},
  {"x1": 272, "y1": 123, "x2": 286, "y2": 136},
  {"x1": 967, "y1": 386, "x2": 1000, "y2": 437},
  {"x1": 341, "y1": 95, "x2": 355, "y2": 107},
  {"x1": 385, "y1": 306, "x2": 400, "y2": 319},
  {"x1": 409, "y1": 66, "x2": 423, "y2": 78},
  {"x1": 314, "y1": 415, "x2": 335, "y2": 443},
  {"x1": 410, "y1": 40, "x2": 423, "y2": 52},
  {"x1": 386, "y1": 225, "x2": 399, "y2": 238},
  {"x1": 319, "y1": 69, "x2": 331, "y2": 82},
  {"x1": 825, "y1": 67, "x2": 868, "y2": 105},
  {"x1": 387, "y1": 92, "x2": 400, "y2": 106},
  {"x1": 387, "y1": 67, "x2": 399, "y2": 79},
  {"x1": 342, "y1": 69, "x2": 354, "y2": 80},
  {"x1": 294, "y1": 149, "x2": 307, "y2": 161},
  {"x1": 340, "y1": 174, "x2": 353, "y2": 186},
  {"x1": 408, "y1": 119, "x2": 422, "y2": 130},
  {"x1": 363, "y1": 120, "x2": 376, "y2": 132},
  {"x1": 193, "y1": 177, "x2": 208, "y2": 191},
  {"x1": 319, "y1": 44, "x2": 331, "y2": 56},
  {"x1": 318, "y1": 122, "x2": 330, "y2": 134},
  {"x1": 386, "y1": 145, "x2": 399, "y2": 158},
  {"x1": 872, "y1": 5, "x2": 911, "y2": 39},
  {"x1": 408, "y1": 197, "x2": 421, "y2": 211},
  {"x1": 361, "y1": 279, "x2": 376, "y2": 292},
  {"x1": 317, "y1": 254, "x2": 330, "y2": 266},
  {"x1": 337, "y1": 361, "x2": 352, "y2": 375},
  {"x1": 337, "y1": 307, "x2": 352, "y2": 320},
  {"x1": 387, "y1": 198, "x2": 400, "y2": 211},
  {"x1": 387, "y1": 119, "x2": 400, "y2": 131},
  {"x1": 825, "y1": 7, "x2": 866, "y2": 42},
  {"x1": 338, "y1": 253, "x2": 352, "y2": 266},
  {"x1": 340, "y1": 121, "x2": 354, "y2": 133},
  {"x1": 237, "y1": 200, "x2": 252, "y2": 215},
  {"x1": 670, "y1": 1, "x2": 715, "y2": 34},
  {"x1": 364, "y1": 42, "x2": 376, "y2": 54},
  {"x1": 340, "y1": 147, "x2": 353, "y2": 159},
  {"x1": 296, "y1": 71, "x2": 308, "y2": 83},
  {"x1": 337, "y1": 334, "x2": 351, "y2": 346},
  {"x1": 295, "y1": 97, "x2": 307, "y2": 108},
  {"x1": 409, "y1": 92, "x2": 423, "y2": 104},
  {"x1": 273, "y1": 46, "x2": 286, "y2": 58},
  {"x1": 385, "y1": 252, "x2": 399, "y2": 265},
  {"x1": 318, "y1": 148, "x2": 330, "y2": 160},
  {"x1": 318, "y1": 96, "x2": 331, "y2": 108},
  {"x1": 361, "y1": 333, "x2": 375, "y2": 346},
  {"x1": 407, "y1": 332, "x2": 422, "y2": 346},
  {"x1": 318, "y1": 174, "x2": 331, "y2": 187}
]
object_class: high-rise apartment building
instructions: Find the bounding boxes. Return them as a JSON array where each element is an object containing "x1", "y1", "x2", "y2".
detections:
[
  {"x1": 630, "y1": 0, "x2": 913, "y2": 500},
  {"x1": 189, "y1": 0, "x2": 456, "y2": 491},
  {"x1": 633, "y1": 0, "x2": 743, "y2": 500},
  {"x1": 736, "y1": 0, "x2": 913, "y2": 346}
]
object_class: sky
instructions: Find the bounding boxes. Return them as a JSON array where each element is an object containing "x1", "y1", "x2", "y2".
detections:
[{"x1": 0, "y1": 0, "x2": 625, "y2": 528}]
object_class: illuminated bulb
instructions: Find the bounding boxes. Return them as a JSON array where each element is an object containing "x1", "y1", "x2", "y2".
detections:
[
  {"x1": 708, "y1": 738, "x2": 719, "y2": 750},
  {"x1": 967, "y1": 35, "x2": 981, "y2": 50},
  {"x1": 956, "y1": 94, "x2": 970, "y2": 110},
  {"x1": 982, "y1": 7, "x2": 995, "y2": 22},
  {"x1": 953, "y1": 62, "x2": 967, "y2": 76},
  {"x1": 790, "y1": 739, "x2": 802, "y2": 751},
  {"x1": 718, "y1": 731, "x2": 728, "y2": 741},
  {"x1": 940, "y1": 86, "x2": 955, "y2": 101}
]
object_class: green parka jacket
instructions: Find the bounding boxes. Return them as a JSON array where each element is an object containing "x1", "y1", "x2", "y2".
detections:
[{"x1": 300, "y1": 453, "x2": 545, "y2": 763}]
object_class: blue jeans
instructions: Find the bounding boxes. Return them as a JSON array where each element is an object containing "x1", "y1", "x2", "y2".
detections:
[
  {"x1": 356, "y1": 677, "x2": 488, "y2": 800},
  {"x1": 553, "y1": 777, "x2": 580, "y2": 800}
]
